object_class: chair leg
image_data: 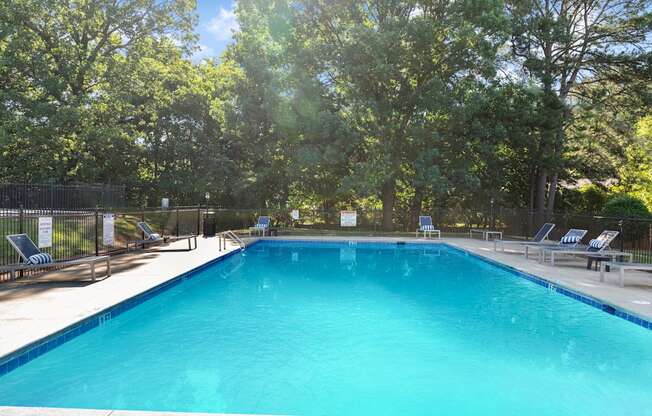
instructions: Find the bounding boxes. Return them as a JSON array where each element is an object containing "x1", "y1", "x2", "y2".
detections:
[
  {"x1": 107, "y1": 257, "x2": 112, "y2": 277},
  {"x1": 600, "y1": 262, "x2": 605, "y2": 282},
  {"x1": 91, "y1": 263, "x2": 96, "y2": 281}
]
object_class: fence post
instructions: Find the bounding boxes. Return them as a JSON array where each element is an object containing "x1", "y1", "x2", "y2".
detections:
[
  {"x1": 95, "y1": 206, "x2": 99, "y2": 257},
  {"x1": 18, "y1": 205, "x2": 24, "y2": 276},
  {"x1": 176, "y1": 207, "x2": 180, "y2": 237},
  {"x1": 141, "y1": 206, "x2": 145, "y2": 249},
  {"x1": 18, "y1": 204, "x2": 24, "y2": 234},
  {"x1": 197, "y1": 205, "x2": 201, "y2": 236}
]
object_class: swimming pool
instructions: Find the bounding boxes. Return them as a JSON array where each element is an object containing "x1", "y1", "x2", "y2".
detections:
[{"x1": 1, "y1": 240, "x2": 651, "y2": 415}]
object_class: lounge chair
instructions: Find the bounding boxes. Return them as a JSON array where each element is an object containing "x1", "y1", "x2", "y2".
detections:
[
  {"x1": 415, "y1": 216, "x2": 441, "y2": 239},
  {"x1": 493, "y1": 223, "x2": 555, "y2": 257},
  {"x1": 0, "y1": 234, "x2": 111, "y2": 281},
  {"x1": 127, "y1": 221, "x2": 197, "y2": 251},
  {"x1": 541, "y1": 230, "x2": 633, "y2": 266},
  {"x1": 600, "y1": 261, "x2": 652, "y2": 287},
  {"x1": 530, "y1": 228, "x2": 588, "y2": 262},
  {"x1": 249, "y1": 216, "x2": 271, "y2": 236}
]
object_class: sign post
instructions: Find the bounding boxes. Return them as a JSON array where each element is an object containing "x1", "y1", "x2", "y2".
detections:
[
  {"x1": 103, "y1": 213, "x2": 115, "y2": 246},
  {"x1": 38, "y1": 217, "x2": 53, "y2": 248}
]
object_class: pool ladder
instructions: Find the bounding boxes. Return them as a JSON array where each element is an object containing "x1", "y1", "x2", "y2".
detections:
[{"x1": 219, "y1": 230, "x2": 245, "y2": 251}]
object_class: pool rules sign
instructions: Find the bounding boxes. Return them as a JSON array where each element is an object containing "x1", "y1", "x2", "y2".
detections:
[
  {"x1": 38, "y1": 217, "x2": 53, "y2": 248},
  {"x1": 103, "y1": 214, "x2": 115, "y2": 246},
  {"x1": 340, "y1": 210, "x2": 357, "y2": 227}
]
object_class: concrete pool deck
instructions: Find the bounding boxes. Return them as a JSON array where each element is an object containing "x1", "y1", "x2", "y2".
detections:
[{"x1": 1, "y1": 234, "x2": 651, "y2": 416}]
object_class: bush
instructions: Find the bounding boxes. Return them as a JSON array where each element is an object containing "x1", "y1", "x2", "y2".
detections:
[
  {"x1": 601, "y1": 195, "x2": 651, "y2": 240},
  {"x1": 557, "y1": 183, "x2": 608, "y2": 214},
  {"x1": 601, "y1": 195, "x2": 651, "y2": 219}
]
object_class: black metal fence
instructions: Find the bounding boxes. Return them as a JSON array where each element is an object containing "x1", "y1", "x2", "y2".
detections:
[
  {"x1": 0, "y1": 183, "x2": 126, "y2": 209},
  {"x1": 0, "y1": 206, "x2": 202, "y2": 281},
  {"x1": 200, "y1": 207, "x2": 652, "y2": 263},
  {"x1": 2, "y1": 205, "x2": 651, "y2": 282}
]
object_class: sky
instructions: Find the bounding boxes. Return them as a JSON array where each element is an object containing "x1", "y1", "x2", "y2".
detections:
[{"x1": 193, "y1": 0, "x2": 239, "y2": 62}]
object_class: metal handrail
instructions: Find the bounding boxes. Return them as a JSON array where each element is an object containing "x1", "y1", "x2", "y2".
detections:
[{"x1": 219, "y1": 230, "x2": 245, "y2": 250}]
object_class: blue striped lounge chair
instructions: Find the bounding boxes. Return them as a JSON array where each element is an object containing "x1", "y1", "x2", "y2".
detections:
[
  {"x1": 542, "y1": 230, "x2": 632, "y2": 266},
  {"x1": 416, "y1": 216, "x2": 441, "y2": 239},
  {"x1": 2, "y1": 234, "x2": 110, "y2": 281},
  {"x1": 534, "y1": 228, "x2": 588, "y2": 263},
  {"x1": 494, "y1": 223, "x2": 555, "y2": 257}
]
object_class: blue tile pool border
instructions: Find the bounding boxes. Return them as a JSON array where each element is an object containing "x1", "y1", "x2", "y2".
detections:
[
  {"x1": 1, "y1": 237, "x2": 650, "y2": 379},
  {"x1": 0, "y1": 247, "x2": 245, "y2": 377}
]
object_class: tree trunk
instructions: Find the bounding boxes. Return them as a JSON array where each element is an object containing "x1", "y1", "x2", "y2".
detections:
[
  {"x1": 381, "y1": 179, "x2": 396, "y2": 231},
  {"x1": 528, "y1": 170, "x2": 536, "y2": 211},
  {"x1": 546, "y1": 172, "x2": 558, "y2": 219},
  {"x1": 535, "y1": 168, "x2": 547, "y2": 212},
  {"x1": 409, "y1": 187, "x2": 424, "y2": 231},
  {"x1": 535, "y1": 168, "x2": 548, "y2": 225}
]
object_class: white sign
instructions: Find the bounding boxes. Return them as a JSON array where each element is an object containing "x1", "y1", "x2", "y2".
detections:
[
  {"x1": 291, "y1": 209, "x2": 300, "y2": 220},
  {"x1": 161, "y1": 198, "x2": 170, "y2": 209},
  {"x1": 340, "y1": 210, "x2": 357, "y2": 227},
  {"x1": 103, "y1": 214, "x2": 115, "y2": 246},
  {"x1": 38, "y1": 217, "x2": 53, "y2": 248}
]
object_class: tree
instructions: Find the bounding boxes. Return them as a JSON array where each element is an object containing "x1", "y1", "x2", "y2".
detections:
[
  {"x1": 507, "y1": 0, "x2": 652, "y2": 216},
  {"x1": 0, "y1": 0, "x2": 196, "y2": 184},
  {"x1": 293, "y1": 0, "x2": 507, "y2": 229},
  {"x1": 613, "y1": 112, "x2": 652, "y2": 208}
]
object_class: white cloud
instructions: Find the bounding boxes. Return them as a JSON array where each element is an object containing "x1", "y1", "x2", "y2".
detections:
[
  {"x1": 207, "y1": 6, "x2": 239, "y2": 42},
  {"x1": 192, "y1": 44, "x2": 216, "y2": 63}
]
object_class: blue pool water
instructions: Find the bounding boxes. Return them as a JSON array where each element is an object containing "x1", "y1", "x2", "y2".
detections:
[{"x1": 1, "y1": 241, "x2": 652, "y2": 415}]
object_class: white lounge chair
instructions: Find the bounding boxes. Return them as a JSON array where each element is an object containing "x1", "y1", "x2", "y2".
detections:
[
  {"x1": 416, "y1": 216, "x2": 441, "y2": 239},
  {"x1": 541, "y1": 230, "x2": 633, "y2": 266},
  {"x1": 127, "y1": 221, "x2": 197, "y2": 251},
  {"x1": 600, "y1": 261, "x2": 652, "y2": 287},
  {"x1": 494, "y1": 223, "x2": 555, "y2": 257},
  {"x1": 530, "y1": 228, "x2": 588, "y2": 262},
  {"x1": 1, "y1": 234, "x2": 111, "y2": 281}
]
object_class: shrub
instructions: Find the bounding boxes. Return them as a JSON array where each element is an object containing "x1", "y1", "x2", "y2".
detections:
[
  {"x1": 601, "y1": 195, "x2": 651, "y2": 219},
  {"x1": 557, "y1": 183, "x2": 608, "y2": 214},
  {"x1": 601, "y1": 195, "x2": 651, "y2": 240}
]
